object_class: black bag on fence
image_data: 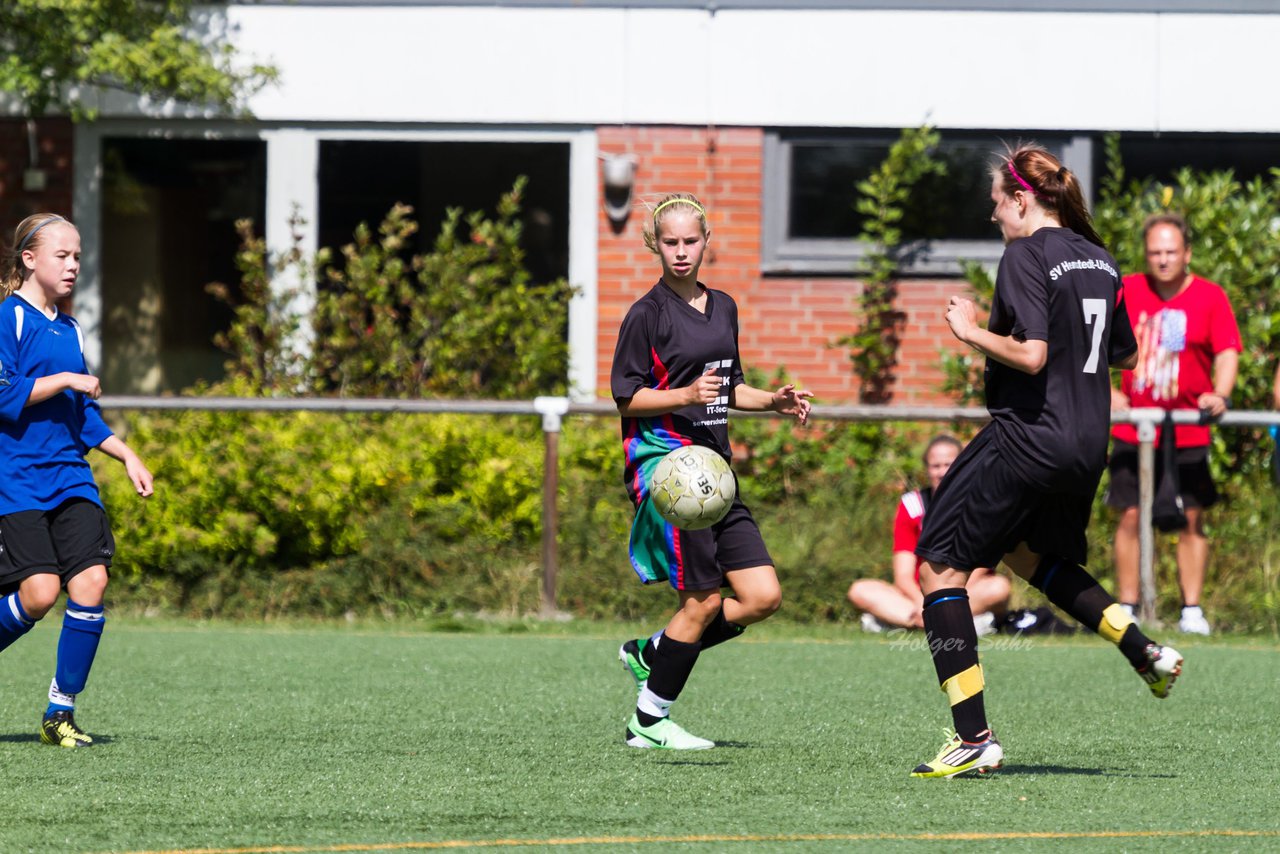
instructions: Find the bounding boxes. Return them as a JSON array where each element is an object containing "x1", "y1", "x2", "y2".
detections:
[
  {"x1": 1153, "y1": 411, "x2": 1188, "y2": 533},
  {"x1": 1271, "y1": 426, "x2": 1280, "y2": 487}
]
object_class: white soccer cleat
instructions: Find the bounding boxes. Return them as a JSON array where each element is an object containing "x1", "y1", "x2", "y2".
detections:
[
  {"x1": 1138, "y1": 643, "x2": 1183, "y2": 699},
  {"x1": 625, "y1": 714, "x2": 714, "y2": 750}
]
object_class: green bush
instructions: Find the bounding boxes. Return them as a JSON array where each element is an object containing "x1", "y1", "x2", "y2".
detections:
[
  {"x1": 95, "y1": 397, "x2": 545, "y2": 616},
  {"x1": 91, "y1": 406, "x2": 1277, "y2": 632},
  {"x1": 210, "y1": 179, "x2": 575, "y2": 399}
]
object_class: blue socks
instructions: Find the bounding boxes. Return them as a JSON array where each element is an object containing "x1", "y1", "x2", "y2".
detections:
[
  {"x1": 0, "y1": 592, "x2": 36, "y2": 655},
  {"x1": 47, "y1": 599, "x2": 105, "y2": 715}
]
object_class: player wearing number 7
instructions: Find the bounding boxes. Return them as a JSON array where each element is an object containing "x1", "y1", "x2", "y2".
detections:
[{"x1": 908, "y1": 144, "x2": 1184, "y2": 778}]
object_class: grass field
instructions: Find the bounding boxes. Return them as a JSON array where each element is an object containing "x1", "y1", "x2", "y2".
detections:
[{"x1": 1, "y1": 617, "x2": 1277, "y2": 854}]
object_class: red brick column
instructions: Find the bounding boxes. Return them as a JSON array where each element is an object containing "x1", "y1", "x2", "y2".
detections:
[
  {"x1": 0, "y1": 117, "x2": 75, "y2": 235},
  {"x1": 596, "y1": 126, "x2": 971, "y2": 406}
]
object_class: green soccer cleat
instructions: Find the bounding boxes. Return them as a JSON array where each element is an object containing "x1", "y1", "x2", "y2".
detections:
[
  {"x1": 618, "y1": 638, "x2": 651, "y2": 689},
  {"x1": 40, "y1": 710, "x2": 93, "y2": 748},
  {"x1": 910, "y1": 730, "x2": 1003, "y2": 778},
  {"x1": 625, "y1": 714, "x2": 714, "y2": 750},
  {"x1": 1137, "y1": 643, "x2": 1183, "y2": 699}
]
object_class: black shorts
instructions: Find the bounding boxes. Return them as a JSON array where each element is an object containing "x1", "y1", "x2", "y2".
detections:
[
  {"x1": 630, "y1": 491, "x2": 774, "y2": 592},
  {"x1": 678, "y1": 497, "x2": 773, "y2": 592},
  {"x1": 0, "y1": 498, "x2": 115, "y2": 595},
  {"x1": 916, "y1": 428, "x2": 1093, "y2": 571},
  {"x1": 1104, "y1": 441, "x2": 1219, "y2": 510}
]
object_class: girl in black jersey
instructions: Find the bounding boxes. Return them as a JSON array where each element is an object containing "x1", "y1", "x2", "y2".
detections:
[
  {"x1": 610, "y1": 193, "x2": 812, "y2": 750},
  {"x1": 909, "y1": 145, "x2": 1184, "y2": 778}
]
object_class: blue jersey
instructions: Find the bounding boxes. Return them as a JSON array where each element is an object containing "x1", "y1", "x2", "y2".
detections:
[{"x1": 0, "y1": 294, "x2": 113, "y2": 514}]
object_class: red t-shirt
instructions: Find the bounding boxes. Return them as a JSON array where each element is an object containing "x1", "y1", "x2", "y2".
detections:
[
  {"x1": 1111, "y1": 274, "x2": 1241, "y2": 448},
  {"x1": 892, "y1": 490, "x2": 927, "y2": 586}
]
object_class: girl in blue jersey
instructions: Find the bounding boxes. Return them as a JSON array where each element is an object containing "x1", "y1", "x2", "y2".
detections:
[
  {"x1": 610, "y1": 193, "x2": 812, "y2": 749},
  {"x1": 0, "y1": 213, "x2": 154, "y2": 747}
]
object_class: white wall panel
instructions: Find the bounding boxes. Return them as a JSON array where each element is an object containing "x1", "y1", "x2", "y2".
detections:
[{"x1": 205, "y1": 5, "x2": 1280, "y2": 133}]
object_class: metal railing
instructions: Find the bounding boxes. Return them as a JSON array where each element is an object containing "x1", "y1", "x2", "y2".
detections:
[{"x1": 99, "y1": 395, "x2": 1280, "y2": 620}]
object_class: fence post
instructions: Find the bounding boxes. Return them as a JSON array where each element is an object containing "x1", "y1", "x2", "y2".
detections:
[
  {"x1": 534, "y1": 396, "x2": 570, "y2": 617},
  {"x1": 1134, "y1": 409, "x2": 1160, "y2": 625}
]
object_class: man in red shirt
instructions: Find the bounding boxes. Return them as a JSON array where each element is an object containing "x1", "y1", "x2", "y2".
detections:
[{"x1": 1107, "y1": 213, "x2": 1241, "y2": 635}]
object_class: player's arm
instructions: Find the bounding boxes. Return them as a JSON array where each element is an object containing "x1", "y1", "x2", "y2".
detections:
[
  {"x1": 96, "y1": 434, "x2": 154, "y2": 498},
  {"x1": 729, "y1": 382, "x2": 813, "y2": 425},
  {"x1": 945, "y1": 296, "x2": 1047, "y2": 375},
  {"x1": 26, "y1": 372, "x2": 101, "y2": 406},
  {"x1": 1112, "y1": 351, "x2": 1138, "y2": 371},
  {"x1": 617, "y1": 368, "x2": 721, "y2": 417}
]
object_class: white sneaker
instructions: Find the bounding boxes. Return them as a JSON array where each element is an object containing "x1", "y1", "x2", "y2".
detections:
[
  {"x1": 973, "y1": 612, "x2": 997, "y2": 637},
  {"x1": 1178, "y1": 607, "x2": 1211, "y2": 636},
  {"x1": 626, "y1": 714, "x2": 714, "y2": 750},
  {"x1": 1138, "y1": 643, "x2": 1183, "y2": 699},
  {"x1": 860, "y1": 613, "x2": 884, "y2": 633}
]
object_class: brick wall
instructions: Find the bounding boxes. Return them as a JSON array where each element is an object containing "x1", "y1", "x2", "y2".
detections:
[
  {"x1": 596, "y1": 125, "x2": 972, "y2": 406},
  {"x1": 0, "y1": 117, "x2": 75, "y2": 236}
]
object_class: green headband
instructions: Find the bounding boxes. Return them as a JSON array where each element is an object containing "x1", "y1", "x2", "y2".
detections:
[{"x1": 652, "y1": 199, "x2": 704, "y2": 220}]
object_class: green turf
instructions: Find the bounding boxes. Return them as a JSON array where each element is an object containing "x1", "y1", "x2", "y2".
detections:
[{"x1": 0, "y1": 619, "x2": 1276, "y2": 853}]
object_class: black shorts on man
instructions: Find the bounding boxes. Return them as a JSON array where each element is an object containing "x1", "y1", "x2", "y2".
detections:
[
  {"x1": 915, "y1": 428, "x2": 1093, "y2": 572},
  {"x1": 1104, "y1": 441, "x2": 1219, "y2": 510},
  {"x1": 0, "y1": 498, "x2": 115, "y2": 594}
]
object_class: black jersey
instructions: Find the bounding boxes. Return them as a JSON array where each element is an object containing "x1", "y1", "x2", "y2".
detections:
[
  {"x1": 984, "y1": 227, "x2": 1137, "y2": 494},
  {"x1": 611, "y1": 280, "x2": 744, "y2": 466}
]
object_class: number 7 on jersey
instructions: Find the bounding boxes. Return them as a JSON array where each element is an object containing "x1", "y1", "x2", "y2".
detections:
[{"x1": 1081, "y1": 298, "x2": 1107, "y2": 374}]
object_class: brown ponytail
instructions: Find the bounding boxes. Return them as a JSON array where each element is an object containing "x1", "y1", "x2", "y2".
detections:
[{"x1": 996, "y1": 145, "x2": 1105, "y2": 249}]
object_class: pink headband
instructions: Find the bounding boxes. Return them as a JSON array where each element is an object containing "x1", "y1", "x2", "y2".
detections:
[{"x1": 1007, "y1": 161, "x2": 1037, "y2": 196}]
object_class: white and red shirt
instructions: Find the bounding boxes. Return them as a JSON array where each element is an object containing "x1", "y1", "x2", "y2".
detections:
[
  {"x1": 892, "y1": 488, "x2": 930, "y2": 585},
  {"x1": 1111, "y1": 274, "x2": 1241, "y2": 448}
]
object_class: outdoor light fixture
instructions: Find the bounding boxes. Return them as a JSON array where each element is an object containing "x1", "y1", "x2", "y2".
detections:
[{"x1": 601, "y1": 153, "x2": 636, "y2": 232}]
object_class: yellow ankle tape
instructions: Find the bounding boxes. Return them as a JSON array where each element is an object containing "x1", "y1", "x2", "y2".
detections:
[
  {"x1": 942, "y1": 664, "x2": 984, "y2": 706},
  {"x1": 1099, "y1": 603, "x2": 1134, "y2": 644}
]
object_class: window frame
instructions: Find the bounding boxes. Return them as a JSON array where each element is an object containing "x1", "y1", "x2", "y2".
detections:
[{"x1": 762, "y1": 130, "x2": 1095, "y2": 276}]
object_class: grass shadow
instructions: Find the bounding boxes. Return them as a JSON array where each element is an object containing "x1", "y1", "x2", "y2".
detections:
[
  {"x1": 0, "y1": 732, "x2": 116, "y2": 745},
  {"x1": 999, "y1": 764, "x2": 1175, "y2": 778}
]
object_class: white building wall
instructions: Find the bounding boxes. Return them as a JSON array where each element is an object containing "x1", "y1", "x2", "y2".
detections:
[
  {"x1": 209, "y1": 5, "x2": 1280, "y2": 133},
  {"x1": 67, "y1": 4, "x2": 1280, "y2": 394}
]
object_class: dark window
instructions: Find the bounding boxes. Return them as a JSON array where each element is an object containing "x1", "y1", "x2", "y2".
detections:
[
  {"x1": 788, "y1": 137, "x2": 1000, "y2": 242},
  {"x1": 318, "y1": 141, "x2": 570, "y2": 284},
  {"x1": 1115, "y1": 133, "x2": 1280, "y2": 185},
  {"x1": 100, "y1": 137, "x2": 267, "y2": 393},
  {"x1": 764, "y1": 130, "x2": 1087, "y2": 274}
]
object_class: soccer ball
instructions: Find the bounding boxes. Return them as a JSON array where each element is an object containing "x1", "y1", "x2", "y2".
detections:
[{"x1": 649, "y1": 445, "x2": 736, "y2": 530}]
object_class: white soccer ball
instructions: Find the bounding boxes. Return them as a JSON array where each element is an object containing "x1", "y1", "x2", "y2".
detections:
[{"x1": 649, "y1": 445, "x2": 736, "y2": 530}]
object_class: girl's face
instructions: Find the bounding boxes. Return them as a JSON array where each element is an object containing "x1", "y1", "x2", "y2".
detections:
[
  {"x1": 656, "y1": 211, "x2": 707, "y2": 285},
  {"x1": 989, "y1": 174, "x2": 1028, "y2": 244},
  {"x1": 22, "y1": 223, "x2": 81, "y2": 301},
  {"x1": 924, "y1": 442, "x2": 959, "y2": 490}
]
